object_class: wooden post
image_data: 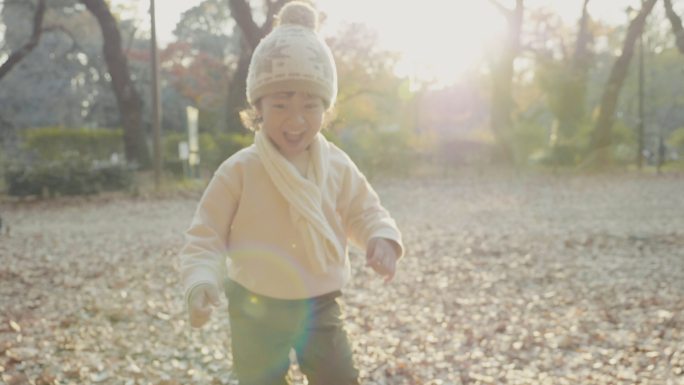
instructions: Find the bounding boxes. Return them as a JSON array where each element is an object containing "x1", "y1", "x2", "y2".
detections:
[{"x1": 150, "y1": 0, "x2": 162, "y2": 188}]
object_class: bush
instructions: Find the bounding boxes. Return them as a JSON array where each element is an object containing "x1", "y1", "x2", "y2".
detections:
[
  {"x1": 511, "y1": 121, "x2": 549, "y2": 164},
  {"x1": 611, "y1": 121, "x2": 637, "y2": 165},
  {"x1": 92, "y1": 160, "x2": 135, "y2": 191},
  {"x1": 4, "y1": 155, "x2": 134, "y2": 197},
  {"x1": 22, "y1": 127, "x2": 124, "y2": 161},
  {"x1": 163, "y1": 132, "x2": 253, "y2": 177},
  {"x1": 668, "y1": 127, "x2": 684, "y2": 152},
  {"x1": 529, "y1": 143, "x2": 580, "y2": 167},
  {"x1": 337, "y1": 127, "x2": 415, "y2": 178}
]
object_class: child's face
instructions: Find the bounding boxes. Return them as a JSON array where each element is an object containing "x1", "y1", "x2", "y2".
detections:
[{"x1": 259, "y1": 91, "x2": 325, "y2": 159}]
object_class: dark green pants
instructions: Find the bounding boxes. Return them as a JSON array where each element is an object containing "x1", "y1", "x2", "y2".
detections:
[{"x1": 225, "y1": 280, "x2": 359, "y2": 385}]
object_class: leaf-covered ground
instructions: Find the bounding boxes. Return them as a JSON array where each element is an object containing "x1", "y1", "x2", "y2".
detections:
[{"x1": 1, "y1": 172, "x2": 683, "y2": 385}]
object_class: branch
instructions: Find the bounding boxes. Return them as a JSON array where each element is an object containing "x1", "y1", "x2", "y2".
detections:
[
  {"x1": 228, "y1": 0, "x2": 263, "y2": 49},
  {"x1": 572, "y1": 0, "x2": 592, "y2": 68},
  {"x1": 664, "y1": 0, "x2": 684, "y2": 54},
  {"x1": 0, "y1": 0, "x2": 46, "y2": 81}
]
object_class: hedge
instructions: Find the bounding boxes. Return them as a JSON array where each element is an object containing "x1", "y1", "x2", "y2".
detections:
[{"x1": 22, "y1": 127, "x2": 123, "y2": 162}]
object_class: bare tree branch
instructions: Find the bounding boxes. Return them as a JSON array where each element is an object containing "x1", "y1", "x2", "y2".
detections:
[
  {"x1": 228, "y1": 0, "x2": 262, "y2": 49},
  {"x1": 571, "y1": 0, "x2": 592, "y2": 69},
  {"x1": 0, "y1": 0, "x2": 46, "y2": 81},
  {"x1": 664, "y1": 0, "x2": 684, "y2": 53}
]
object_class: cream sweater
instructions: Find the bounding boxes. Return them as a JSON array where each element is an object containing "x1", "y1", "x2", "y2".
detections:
[{"x1": 179, "y1": 139, "x2": 403, "y2": 301}]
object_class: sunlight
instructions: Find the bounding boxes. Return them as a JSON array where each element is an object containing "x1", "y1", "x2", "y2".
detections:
[
  {"x1": 115, "y1": 0, "x2": 506, "y2": 87},
  {"x1": 319, "y1": 0, "x2": 505, "y2": 87},
  {"x1": 110, "y1": 0, "x2": 190, "y2": 42},
  {"x1": 120, "y1": 0, "x2": 639, "y2": 88}
]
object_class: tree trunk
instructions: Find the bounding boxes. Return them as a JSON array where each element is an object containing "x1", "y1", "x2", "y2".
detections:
[
  {"x1": 664, "y1": 0, "x2": 684, "y2": 54},
  {"x1": 489, "y1": 0, "x2": 523, "y2": 162},
  {"x1": 589, "y1": 0, "x2": 657, "y2": 167},
  {"x1": 226, "y1": 0, "x2": 288, "y2": 132},
  {"x1": 80, "y1": 0, "x2": 151, "y2": 167},
  {"x1": 556, "y1": 0, "x2": 592, "y2": 138},
  {"x1": 225, "y1": 40, "x2": 252, "y2": 132},
  {"x1": 0, "y1": 0, "x2": 47, "y2": 81}
]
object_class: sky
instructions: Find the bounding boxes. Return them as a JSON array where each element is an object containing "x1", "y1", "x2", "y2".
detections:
[{"x1": 117, "y1": 0, "x2": 642, "y2": 86}]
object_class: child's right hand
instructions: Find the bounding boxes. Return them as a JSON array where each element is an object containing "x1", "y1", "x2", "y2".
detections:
[{"x1": 188, "y1": 283, "x2": 221, "y2": 328}]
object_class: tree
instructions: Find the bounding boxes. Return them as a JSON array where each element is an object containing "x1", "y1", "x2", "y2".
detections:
[
  {"x1": 174, "y1": 0, "x2": 237, "y2": 57},
  {"x1": 226, "y1": 0, "x2": 287, "y2": 132},
  {"x1": 325, "y1": 22, "x2": 403, "y2": 132},
  {"x1": 0, "y1": 1, "x2": 98, "y2": 130},
  {"x1": 80, "y1": 0, "x2": 150, "y2": 167},
  {"x1": 664, "y1": 0, "x2": 684, "y2": 53},
  {"x1": 488, "y1": 0, "x2": 524, "y2": 162},
  {"x1": 0, "y1": 0, "x2": 46, "y2": 81},
  {"x1": 589, "y1": 0, "x2": 657, "y2": 167},
  {"x1": 169, "y1": 0, "x2": 238, "y2": 133},
  {"x1": 530, "y1": 0, "x2": 593, "y2": 165},
  {"x1": 557, "y1": 0, "x2": 593, "y2": 140}
]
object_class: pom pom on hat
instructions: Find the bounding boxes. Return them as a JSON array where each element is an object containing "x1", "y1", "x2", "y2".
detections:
[
  {"x1": 246, "y1": 1, "x2": 337, "y2": 108},
  {"x1": 275, "y1": 1, "x2": 318, "y2": 30}
]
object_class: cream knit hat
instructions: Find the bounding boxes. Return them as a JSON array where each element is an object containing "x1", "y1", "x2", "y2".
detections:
[{"x1": 246, "y1": 1, "x2": 337, "y2": 108}]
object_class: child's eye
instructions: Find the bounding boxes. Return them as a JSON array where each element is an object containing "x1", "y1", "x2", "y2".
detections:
[
  {"x1": 305, "y1": 104, "x2": 321, "y2": 110},
  {"x1": 273, "y1": 104, "x2": 287, "y2": 109}
]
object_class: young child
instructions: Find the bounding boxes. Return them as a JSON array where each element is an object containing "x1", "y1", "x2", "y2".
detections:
[{"x1": 179, "y1": 2, "x2": 404, "y2": 384}]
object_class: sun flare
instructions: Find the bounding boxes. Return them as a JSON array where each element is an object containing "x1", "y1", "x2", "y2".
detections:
[
  {"x1": 319, "y1": 0, "x2": 505, "y2": 86},
  {"x1": 121, "y1": 0, "x2": 634, "y2": 88}
]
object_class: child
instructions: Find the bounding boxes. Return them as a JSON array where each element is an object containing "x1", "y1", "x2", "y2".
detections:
[{"x1": 179, "y1": 2, "x2": 404, "y2": 384}]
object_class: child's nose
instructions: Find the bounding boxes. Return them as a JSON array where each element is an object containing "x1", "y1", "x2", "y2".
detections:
[{"x1": 289, "y1": 112, "x2": 306, "y2": 125}]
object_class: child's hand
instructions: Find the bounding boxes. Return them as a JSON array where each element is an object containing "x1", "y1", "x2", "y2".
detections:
[
  {"x1": 188, "y1": 283, "x2": 221, "y2": 328},
  {"x1": 366, "y1": 237, "x2": 399, "y2": 283}
]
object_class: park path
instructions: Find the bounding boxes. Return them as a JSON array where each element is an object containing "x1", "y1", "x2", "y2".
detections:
[{"x1": 1, "y1": 172, "x2": 683, "y2": 384}]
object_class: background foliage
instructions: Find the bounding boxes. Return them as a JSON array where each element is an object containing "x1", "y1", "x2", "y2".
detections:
[{"x1": 2, "y1": 0, "x2": 684, "y2": 197}]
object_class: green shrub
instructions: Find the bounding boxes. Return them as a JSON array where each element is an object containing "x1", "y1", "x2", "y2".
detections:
[
  {"x1": 4, "y1": 155, "x2": 134, "y2": 197},
  {"x1": 611, "y1": 121, "x2": 637, "y2": 165},
  {"x1": 668, "y1": 127, "x2": 684, "y2": 152},
  {"x1": 529, "y1": 143, "x2": 580, "y2": 167},
  {"x1": 337, "y1": 127, "x2": 415, "y2": 178},
  {"x1": 22, "y1": 127, "x2": 124, "y2": 161},
  {"x1": 511, "y1": 121, "x2": 549, "y2": 164},
  {"x1": 5, "y1": 164, "x2": 42, "y2": 197},
  {"x1": 163, "y1": 132, "x2": 253, "y2": 176},
  {"x1": 92, "y1": 160, "x2": 135, "y2": 191}
]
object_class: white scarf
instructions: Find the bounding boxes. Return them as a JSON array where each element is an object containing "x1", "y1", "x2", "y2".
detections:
[{"x1": 255, "y1": 130, "x2": 344, "y2": 273}]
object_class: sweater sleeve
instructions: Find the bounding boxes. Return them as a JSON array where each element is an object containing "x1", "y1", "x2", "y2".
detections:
[
  {"x1": 179, "y1": 160, "x2": 242, "y2": 306},
  {"x1": 340, "y1": 157, "x2": 404, "y2": 258}
]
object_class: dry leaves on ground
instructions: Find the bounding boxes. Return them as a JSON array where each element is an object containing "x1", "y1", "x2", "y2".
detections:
[{"x1": 1, "y1": 172, "x2": 683, "y2": 385}]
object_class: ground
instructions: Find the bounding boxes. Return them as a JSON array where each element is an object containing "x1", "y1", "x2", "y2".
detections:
[{"x1": 1, "y1": 171, "x2": 683, "y2": 385}]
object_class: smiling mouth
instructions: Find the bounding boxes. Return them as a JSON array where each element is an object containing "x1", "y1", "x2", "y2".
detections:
[{"x1": 284, "y1": 132, "x2": 304, "y2": 144}]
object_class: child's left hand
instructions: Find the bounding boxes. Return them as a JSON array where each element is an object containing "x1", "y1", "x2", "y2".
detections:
[{"x1": 366, "y1": 237, "x2": 399, "y2": 283}]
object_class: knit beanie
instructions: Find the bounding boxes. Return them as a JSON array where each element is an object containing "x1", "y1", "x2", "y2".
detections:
[{"x1": 246, "y1": 1, "x2": 337, "y2": 108}]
